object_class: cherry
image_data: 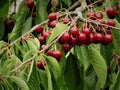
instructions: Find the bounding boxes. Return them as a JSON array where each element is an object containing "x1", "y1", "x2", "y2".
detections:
[
  {"x1": 87, "y1": 12, "x2": 96, "y2": 20},
  {"x1": 105, "y1": 28, "x2": 111, "y2": 34},
  {"x1": 116, "y1": 4, "x2": 120, "y2": 10},
  {"x1": 102, "y1": 34, "x2": 113, "y2": 45},
  {"x1": 88, "y1": 33, "x2": 95, "y2": 43},
  {"x1": 62, "y1": 43, "x2": 72, "y2": 53},
  {"x1": 52, "y1": 50, "x2": 62, "y2": 62},
  {"x1": 39, "y1": 36, "x2": 46, "y2": 44},
  {"x1": 48, "y1": 13, "x2": 57, "y2": 21},
  {"x1": 99, "y1": 19, "x2": 106, "y2": 24},
  {"x1": 37, "y1": 60, "x2": 47, "y2": 69},
  {"x1": 37, "y1": 60, "x2": 44, "y2": 69},
  {"x1": 107, "y1": 19, "x2": 115, "y2": 27},
  {"x1": 25, "y1": 0, "x2": 34, "y2": 8},
  {"x1": 62, "y1": 17, "x2": 71, "y2": 24},
  {"x1": 95, "y1": 12, "x2": 103, "y2": 19},
  {"x1": 4, "y1": 19, "x2": 14, "y2": 33},
  {"x1": 42, "y1": 31, "x2": 50, "y2": 39},
  {"x1": 77, "y1": 33, "x2": 87, "y2": 45},
  {"x1": 82, "y1": 27, "x2": 91, "y2": 36},
  {"x1": 70, "y1": 27, "x2": 79, "y2": 37},
  {"x1": 69, "y1": 36, "x2": 76, "y2": 46},
  {"x1": 50, "y1": 20, "x2": 57, "y2": 28},
  {"x1": 106, "y1": 8, "x2": 117, "y2": 19},
  {"x1": 94, "y1": 33, "x2": 103, "y2": 43},
  {"x1": 59, "y1": 32, "x2": 71, "y2": 44},
  {"x1": 46, "y1": 50, "x2": 53, "y2": 56},
  {"x1": 35, "y1": 25, "x2": 43, "y2": 33}
]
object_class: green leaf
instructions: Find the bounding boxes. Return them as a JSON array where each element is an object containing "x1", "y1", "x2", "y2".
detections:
[
  {"x1": 44, "y1": 55, "x2": 61, "y2": 79},
  {"x1": 22, "y1": 16, "x2": 32, "y2": 34},
  {"x1": 9, "y1": 76, "x2": 29, "y2": 90},
  {"x1": 110, "y1": 71, "x2": 120, "y2": 90},
  {"x1": 61, "y1": 0, "x2": 72, "y2": 7},
  {"x1": 64, "y1": 53, "x2": 81, "y2": 90},
  {"x1": 29, "y1": 38, "x2": 40, "y2": 50},
  {"x1": 89, "y1": 45, "x2": 107, "y2": 89},
  {"x1": 47, "y1": 23, "x2": 68, "y2": 44},
  {"x1": 45, "y1": 67, "x2": 53, "y2": 90},
  {"x1": 26, "y1": 39, "x2": 39, "y2": 53},
  {"x1": 111, "y1": 19, "x2": 120, "y2": 55},
  {"x1": 23, "y1": 50, "x2": 33, "y2": 61},
  {"x1": 75, "y1": 45, "x2": 90, "y2": 71},
  {"x1": 27, "y1": 60, "x2": 40, "y2": 90},
  {"x1": 0, "y1": 19, "x2": 5, "y2": 40},
  {"x1": 0, "y1": 0, "x2": 9, "y2": 18},
  {"x1": 35, "y1": 0, "x2": 50, "y2": 23},
  {"x1": 9, "y1": 5, "x2": 29, "y2": 41}
]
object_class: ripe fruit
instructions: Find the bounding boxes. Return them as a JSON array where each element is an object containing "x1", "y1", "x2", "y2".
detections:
[
  {"x1": 62, "y1": 17, "x2": 71, "y2": 24},
  {"x1": 52, "y1": 50, "x2": 62, "y2": 62},
  {"x1": 35, "y1": 25, "x2": 43, "y2": 33},
  {"x1": 102, "y1": 34, "x2": 113, "y2": 45},
  {"x1": 4, "y1": 19, "x2": 14, "y2": 33},
  {"x1": 82, "y1": 27, "x2": 91, "y2": 36},
  {"x1": 47, "y1": 50, "x2": 53, "y2": 56},
  {"x1": 70, "y1": 27, "x2": 79, "y2": 37},
  {"x1": 77, "y1": 33, "x2": 87, "y2": 45},
  {"x1": 116, "y1": 4, "x2": 120, "y2": 10},
  {"x1": 88, "y1": 33, "x2": 95, "y2": 43},
  {"x1": 99, "y1": 19, "x2": 106, "y2": 24},
  {"x1": 87, "y1": 12, "x2": 96, "y2": 20},
  {"x1": 37, "y1": 60, "x2": 47, "y2": 69},
  {"x1": 25, "y1": 0, "x2": 34, "y2": 8},
  {"x1": 42, "y1": 31, "x2": 50, "y2": 39},
  {"x1": 95, "y1": 12, "x2": 103, "y2": 19},
  {"x1": 50, "y1": 20, "x2": 57, "y2": 28},
  {"x1": 94, "y1": 33, "x2": 103, "y2": 43},
  {"x1": 106, "y1": 8, "x2": 118, "y2": 19},
  {"x1": 59, "y1": 32, "x2": 71, "y2": 44},
  {"x1": 69, "y1": 36, "x2": 76, "y2": 46},
  {"x1": 107, "y1": 19, "x2": 115, "y2": 27},
  {"x1": 48, "y1": 13, "x2": 57, "y2": 21},
  {"x1": 62, "y1": 43, "x2": 72, "y2": 52},
  {"x1": 39, "y1": 36, "x2": 46, "y2": 44}
]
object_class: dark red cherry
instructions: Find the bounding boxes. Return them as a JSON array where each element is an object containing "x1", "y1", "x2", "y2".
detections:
[
  {"x1": 70, "y1": 27, "x2": 79, "y2": 37},
  {"x1": 62, "y1": 43, "x2": 72, "y2": 53},
  {"x1": 50, "y1": 20, "x2": 57, "y2": 28},
  {"x1": 35, "y1": 25, "x2": 43, "y2": 33},
  {"x1": 102, "y1": 34, "x2": 113, "y2": 45},
  {"x1": 25, "y1": 0, "x2": 34, "y2": 8},
  {"x1": 95, "y1": 12, "x2": 103, "y2": 19},
  {"x1": 39, "y1": 36, "x2": 46, "y2": 44},
  {"x1": 107, "y1": 19, "x2": 115, "y2": 27},
  {"x1": 94, "y1": 33, "x2": 103, "y2": 43},
  {"x1": 48, "y1": 13, "x2": 57, "y2": 21},
  {"x1": 77, "y1": 33, "x2": 87, "y2": 45},
  {"x1": 52, "y1": 50, "x2": 62, "y2": 62},
  {"x1": 82, "y1": 27, "x2": 91, "y2": 36},
  {"x1": 87, "y1": 12, "x2": 96, "y2": 20}
]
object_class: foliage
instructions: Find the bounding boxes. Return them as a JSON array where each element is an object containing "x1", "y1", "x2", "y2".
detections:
[{"x1": 0, "y1": 0, "x2": 120, "y2": 90}]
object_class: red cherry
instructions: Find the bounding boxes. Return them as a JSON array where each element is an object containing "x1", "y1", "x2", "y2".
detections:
[
  {"x1": 48, "y1": 13, "x2": 57, "y2": 21},
  {"x1": 25, "y1": 0, "x2": 34, "y2": 8},
  {"x1": 105, "y1": 28, "x2": 111, "y2": 34},
  {"x1": 50, "y1": 20, "x2": 57, "y2": 28},
  {"x1": 94, "y1": 33, "x2": 103, "y2": 43},
  {"x1": 95, "y1": 12, "x2": 103, "y2": 19},
  {"x1": 42, "y1": 31, "x2": 50, "y2": 39},
  {"x1": 39, "y1": 36, "x2": 46, "y2": 44},
  {"x1": 35, "y1": 25, "x2": 43, "y2": 33},
  {"x1": 82, "y1": 27, "x2": 91, "y2": 36},
  {"x1": 106, "y1": 8, "x2": 117, "y2": 19},
  {"x1": 88, "y1": 33, "x2": 95, "y2": 43},
  {"x1": 99, "y1": 19, "x2": 106, "y2": 24},
  {"x1": 62, "y1": 44, "x2": 72, "y2": 52},
  {"x1": 62, "y1": 17, "x2": 71, "y2": 24},
  {"x1": 116, "y1": 4, "x2": 120, "y2": 10},
  {"x1": 69, "y1": 36, "x2": 76, "y2": 46},
  {"x1": 107, "y1": 19, "x2": 115, "y2": 27},
  {"x1": 59, "y1": 32, "x2": 71, "y2": 44},
  {"x1": 52, "y1": 50, "x2": 62, "y2": 62},
  {"x1": 87, "y1": 12, "x2": 96, "y2": 20},
  {"x1": 46, "y1": 50, "x2": 53, "y2": 56},
  {"x1": 70, "y1": 27, "x2": 79, "y2": 37},
  {"x1": 102, "y1": 34, "x2": 113, "y2": 45},
  {"x1": 37, "y1": 60, "x2": 44, "y2": 69},
  {"x1": 77, "y1": 33, "x2": 87, "y2": 45}
]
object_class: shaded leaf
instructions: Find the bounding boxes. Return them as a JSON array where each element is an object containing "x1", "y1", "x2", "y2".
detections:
[
  {"x1": 9, "y1": 76, "x2": 29, "y2": 90},
  {"x1": 89, "y1": 45, "x2": 107, "y2": 89},
  {"x1": 62, "y1": 0, "x2": 72, "y2": 7},
  {"x1": 0, "y1": 19, "x2": 5, "y2": 40},
  {"x1": 22, "y1": 16, "x2": 32, "y2": 34}
]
